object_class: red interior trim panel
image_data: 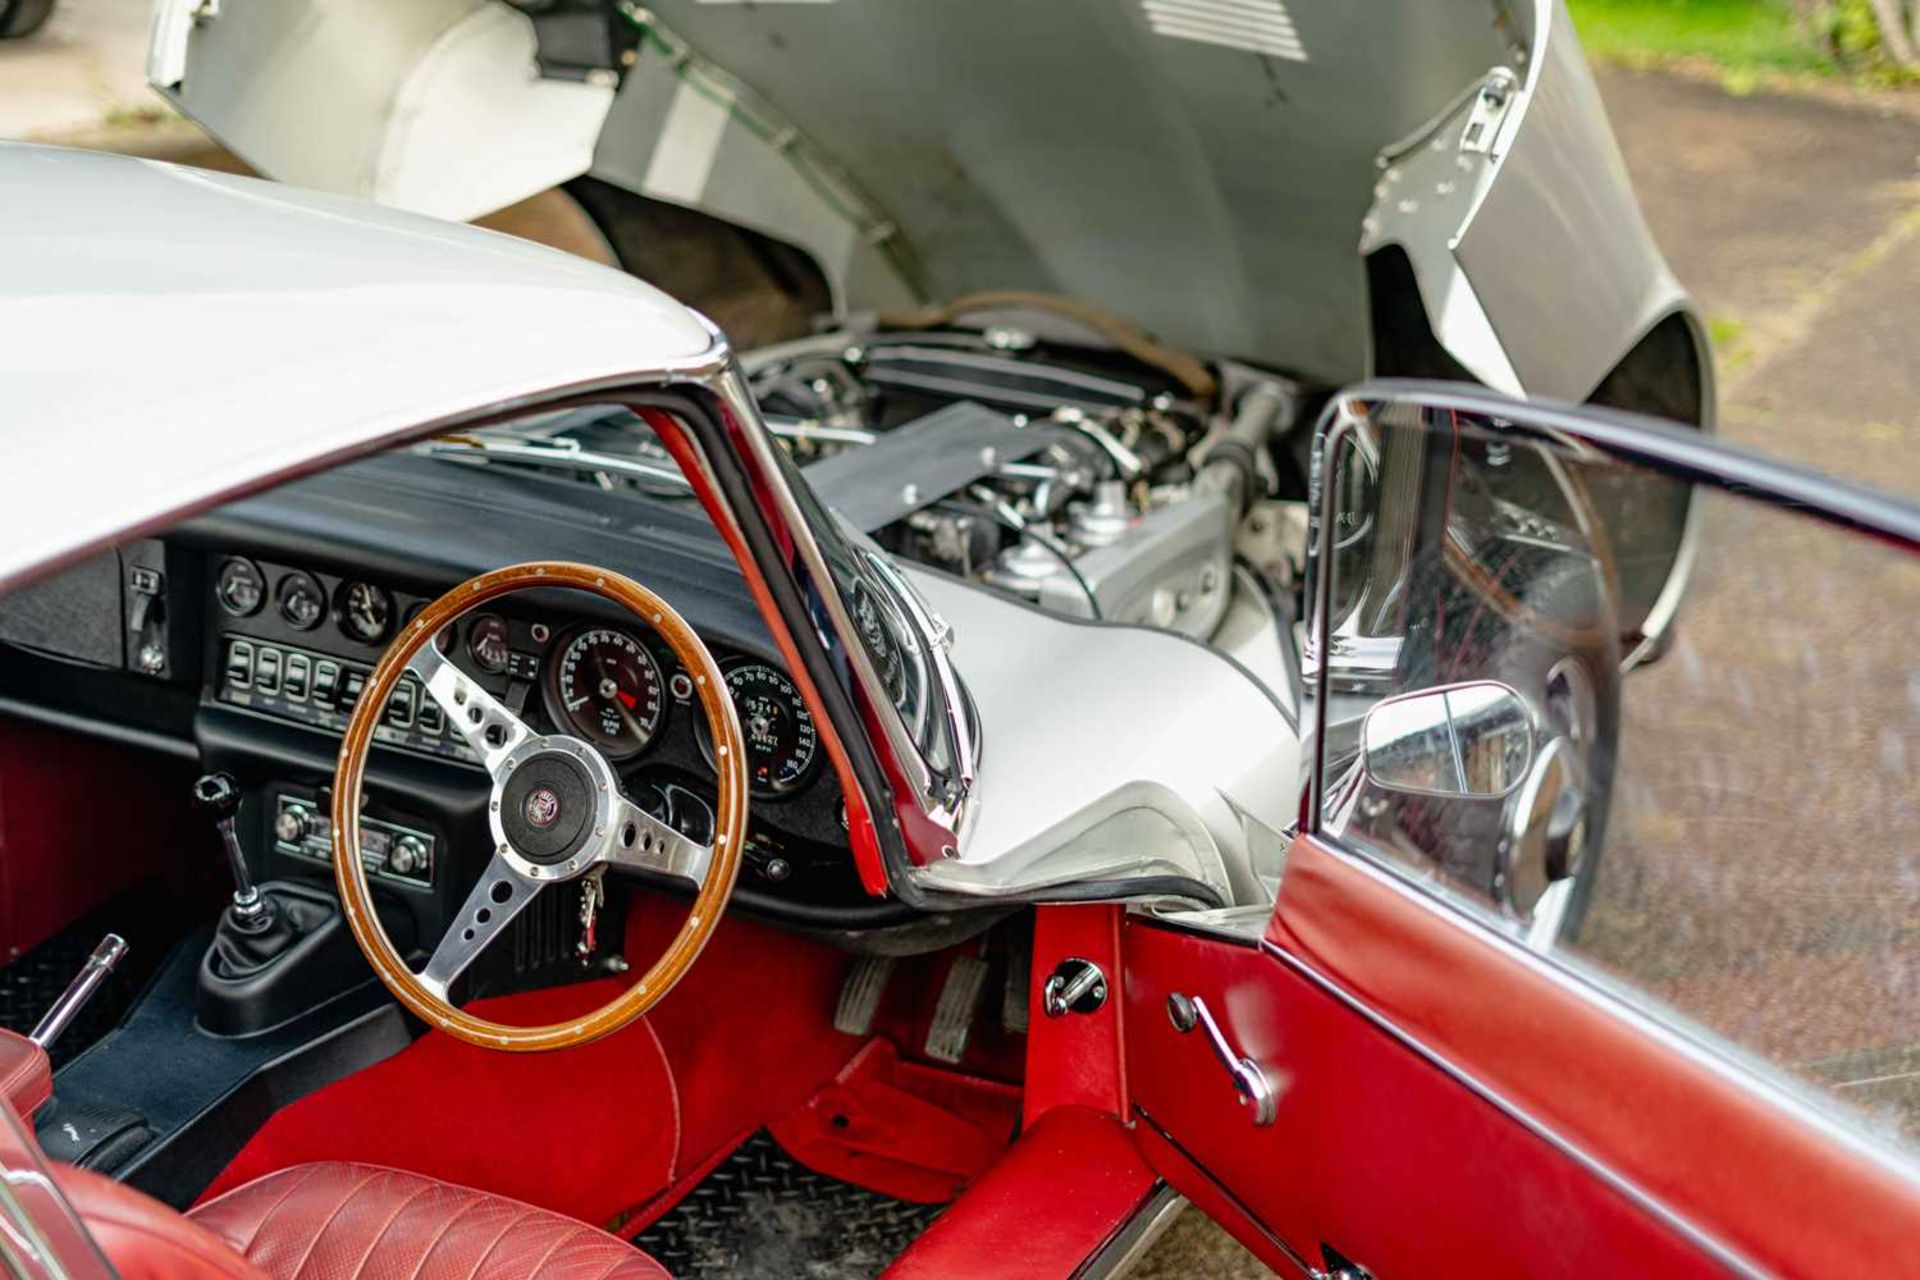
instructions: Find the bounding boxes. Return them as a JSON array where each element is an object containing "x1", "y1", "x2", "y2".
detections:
[
  {"x1": 1123, "y1": 918, "x2": 1724, "y2": 1279},
  {"x1": 881, "y1": 1106, "x2": 1155, "y2": 1280},
  {"x1": 1263, "y1": 835, "x2": 1920, "y2": 1278}
]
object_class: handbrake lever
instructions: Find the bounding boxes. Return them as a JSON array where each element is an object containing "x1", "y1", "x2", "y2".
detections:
[{"x1": 30, "y1": 935, "x2": 127, "y2": 1050}]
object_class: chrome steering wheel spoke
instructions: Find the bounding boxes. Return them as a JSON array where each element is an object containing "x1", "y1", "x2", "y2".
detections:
[
  {"x1": 601, "y1": 797, "x2": 714, "y2": 887},
  {"x1": 417, "y1": 850, "x2": 543, "y2": 1003},
  {"x1": 407, "y1": 642, "x2": 532, "y2": 773}
]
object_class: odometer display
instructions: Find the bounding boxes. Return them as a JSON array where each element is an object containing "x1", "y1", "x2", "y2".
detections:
[
  {"x1": 709, "y1": 663, "x2": 819, "y2": 797},
  {"x1": 547, "y1": 627, "x2": 664, "y2": 757}
]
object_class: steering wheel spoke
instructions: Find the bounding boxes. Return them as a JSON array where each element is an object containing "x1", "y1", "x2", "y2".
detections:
[
  {"x1": 417, "y1": 851, "x2": 542, "y2": 1003},
  {"x1": 602, "y1": 797, "x2": 714, "y2": 886},
  {"x1": 407, "y1": 641, "x2": 532, "y2": 773}
]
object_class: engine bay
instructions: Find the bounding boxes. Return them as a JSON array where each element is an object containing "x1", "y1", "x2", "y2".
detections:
[{"x1": 441, "y1": 313, "x2": 1319, "y2": 703}]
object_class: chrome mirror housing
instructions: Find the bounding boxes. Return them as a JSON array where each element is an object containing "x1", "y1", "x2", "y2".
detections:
[{"x1": 1362, "y1": 681, "x2": 1533, "y2": 798}]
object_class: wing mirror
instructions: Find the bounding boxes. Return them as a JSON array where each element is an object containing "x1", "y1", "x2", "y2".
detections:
[{"x1": 1361, "y1": 681, "x2": 1532, "y2": 798}]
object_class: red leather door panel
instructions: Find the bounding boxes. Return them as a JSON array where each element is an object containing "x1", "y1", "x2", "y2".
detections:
[
  {"x1": 1124, "y1": 835, "x2": 1920, "y2": 1276},
  {"x1": 1263, "y1": 836, "x2": 1920, "y2": 1276},
  {"x1": 1124, "y1": 919, "x2": 1718, "y2": 1278}
]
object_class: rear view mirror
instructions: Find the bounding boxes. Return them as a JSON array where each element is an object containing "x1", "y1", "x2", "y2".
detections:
[{"x1": 1362, "y1": 681, "x2": 1532, "y2": 797}]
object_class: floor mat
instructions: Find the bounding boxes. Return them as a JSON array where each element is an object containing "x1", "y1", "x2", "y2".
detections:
[
  {"x1": 635, "y1": 1131, "x2": 943, "y2": 1279},
  {"x1": 0, "y1": 886, "x2": 186, "y2": 1067}
]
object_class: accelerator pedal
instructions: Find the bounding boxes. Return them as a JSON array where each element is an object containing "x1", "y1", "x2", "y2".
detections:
[
  {"x1": 925, "y1": 955, "x2": 990, "y2": 1064},
  {"x1": 833, "y1": 955, "x2": 896, "y2": 1037}
]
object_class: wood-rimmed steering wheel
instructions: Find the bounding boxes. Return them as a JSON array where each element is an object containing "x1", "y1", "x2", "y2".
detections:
[{"x1": 331, "y1": 562, "x2": 747, "y2": 1052}]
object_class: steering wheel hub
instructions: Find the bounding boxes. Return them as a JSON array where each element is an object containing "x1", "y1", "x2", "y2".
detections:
[{"x1": 498, "y1": 749, "x2": 597, "y2": 865}]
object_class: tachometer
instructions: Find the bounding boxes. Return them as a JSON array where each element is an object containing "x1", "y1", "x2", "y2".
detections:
[
  {"x1": 704, "y1": 662, "x2": 819, "y2": 797},
  {"x1": 547, "y1": 627, "x2": 664, "y2": 757}
]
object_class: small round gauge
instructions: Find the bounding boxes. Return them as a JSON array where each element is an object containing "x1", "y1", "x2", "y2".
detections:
[
  {"x1": 276, "y1": 571, "x2": 325, "y2": 631},
  {"x1": 334, "y1": 580, "x2": 393, "y2": 644},
  {"x1": 215, "y1": 557, "x2": 266, "y2": 617},
  {"x1": 703, "y1": 662, "x2": 819, "y2": 797},
  {"x1": 546, "y1": 627, "x2": 665, "y2": 757},
  {"x1": 466, "y1": 614, "x2": 511, "y2": 674}
]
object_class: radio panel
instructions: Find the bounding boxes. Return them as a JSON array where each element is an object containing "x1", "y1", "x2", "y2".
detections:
[{"x1": 271, "y1": 793, "x2": 435, "y2": 888}]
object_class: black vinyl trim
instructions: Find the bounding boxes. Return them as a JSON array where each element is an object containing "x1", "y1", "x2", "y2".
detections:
[{"x1": 0, "y1": 697, "x2": 197, "y2": 762}]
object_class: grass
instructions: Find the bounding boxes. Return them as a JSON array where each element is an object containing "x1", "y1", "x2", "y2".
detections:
[{"x1": 1568, "y1": 0, "x2": 1917, "y2": 90}]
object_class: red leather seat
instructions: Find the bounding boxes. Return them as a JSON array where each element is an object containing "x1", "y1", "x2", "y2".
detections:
[{"x1": 59, "y1": 1160, "x2": 670, "y2": 1280}]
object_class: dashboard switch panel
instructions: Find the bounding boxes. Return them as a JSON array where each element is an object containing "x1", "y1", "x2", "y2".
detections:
[
  {"x1": 272, "y1": 793, "x2": 434, "y2": 887},
  {"x1": 216, "y1": 635, "x2": 476, "y2": 766}
]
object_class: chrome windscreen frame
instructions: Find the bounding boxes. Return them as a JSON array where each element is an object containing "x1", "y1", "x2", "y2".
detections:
[{"x1": 576, "y1": 325, "x2": 979, "y2": 894}]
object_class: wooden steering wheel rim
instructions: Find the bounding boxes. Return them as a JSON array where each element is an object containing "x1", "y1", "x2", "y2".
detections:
[{"x1": 331, "y1": 562, "x2": 748, "y2": 1052}]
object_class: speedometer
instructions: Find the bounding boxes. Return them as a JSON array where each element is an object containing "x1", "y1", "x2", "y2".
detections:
[
  {"x1": 703, "y1": 663, "x2": 819, "y2": 797},
  {"x1": 546, "y1": 627, "x2": 664, "y2": 758}
]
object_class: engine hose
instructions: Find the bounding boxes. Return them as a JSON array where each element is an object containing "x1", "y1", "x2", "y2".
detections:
[{"x1": 1197, "y1": 381, "x2": 1294, "y2": 516}]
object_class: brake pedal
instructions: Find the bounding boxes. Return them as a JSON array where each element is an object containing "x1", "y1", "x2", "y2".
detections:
[
  {"x1": 1001, "y1": 944, "x2": 1030, "y2": 1036},
  {"x1": 833, "y1": 955, "x2": 896, "y2": 1037},
  {"x1": 925, "y1": 955, "x2": 990, "y2": 1064}
]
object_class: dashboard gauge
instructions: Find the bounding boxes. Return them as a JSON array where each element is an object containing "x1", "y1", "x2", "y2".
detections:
[
  {"x1": 547, "y1": 627, "x2": 664, "y2": 757},
  {"x1": 705, "y1": 662, "x2": 819, "y2": 797},
  {"x1": 466, "y1": 614, "x2": 511, "y2": 674},
  {"x1": 215, "y1": 557, "x2": 265, "y2": 617},
  {"x1": 276, "y1": 571, "x2": 325, "y2": 631},
  {"x1": 334, "y1": 580, "x2": 393, "y2": 644}
]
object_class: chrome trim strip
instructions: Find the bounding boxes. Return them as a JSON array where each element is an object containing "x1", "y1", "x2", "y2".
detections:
[
  {"x1": 1131, "y1": 1106, "x2": 1318, "y2": 1276},
  {"x1": 1070, "y1": 1183, "x2": 1188, "y2": 1280}
]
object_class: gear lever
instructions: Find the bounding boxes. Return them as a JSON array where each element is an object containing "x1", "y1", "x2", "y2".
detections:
[{"x1": 191, "y1": 773, "x2": 273, "y2": 932}]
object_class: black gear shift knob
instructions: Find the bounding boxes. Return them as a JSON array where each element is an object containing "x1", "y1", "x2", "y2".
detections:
[
  {"x1": 192, "y1": 772, "x2": 268, "y2": 928},
  {"x1": 192, "y1": 772, "x2": 242, "y2": 822}
]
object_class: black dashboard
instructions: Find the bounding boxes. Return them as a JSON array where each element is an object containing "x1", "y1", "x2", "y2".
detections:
[{"x1": 0, "y1": 447, "x2": 902, "y2": 965}]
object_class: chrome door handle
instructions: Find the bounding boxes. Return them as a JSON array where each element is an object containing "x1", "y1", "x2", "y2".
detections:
[{"x1": 1168, "y1": 992, "x2": 1277, "y2": 1126}]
